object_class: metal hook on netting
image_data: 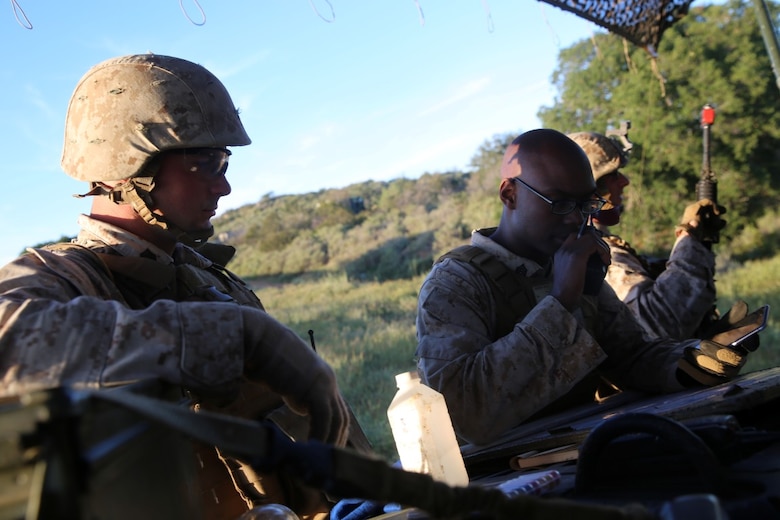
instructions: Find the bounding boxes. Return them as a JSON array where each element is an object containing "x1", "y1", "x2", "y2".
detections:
[
  {"x1": 308, "y1": 0, "x2": 335, "y2": 23},
  {"x1": 10, "y1": 0, "x2": 32, "y2": 29},
  {"x1": 413, "y1": 0, "x2": 425, "y2": 26},
  {"x1": 481, "y1": 0, "x2": 494, "y2": 33},
  {"x1": 179, "y1": 0, "x2": 206, "y2": 26}
]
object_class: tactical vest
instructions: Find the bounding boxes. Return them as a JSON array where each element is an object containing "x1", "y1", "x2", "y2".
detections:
[
  {"x1": 41, "y1": 241, "x2": 373, "y2": 519},
  {"x1": 437, "y1": 245, "x2": 600, "y2": 337},
  {"x1": 43, "y1": 242, "x2": 263, "y2": 310},
  {"x1": 437, "y1": 245, "x2": 609, "y2": 416}
]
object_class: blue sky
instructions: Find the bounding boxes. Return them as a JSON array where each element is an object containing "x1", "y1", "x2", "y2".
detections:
[{"x1": 0, "y1": 1, "x2": 601, "y2": 266}]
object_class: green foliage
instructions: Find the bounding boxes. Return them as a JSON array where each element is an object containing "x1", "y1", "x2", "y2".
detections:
[
  {"x1": 216, "y1": 173, "x2": 475, "y2": 280},
  {"x1": 462, "y1": 134, "x2": 515, "y2": 233},
  {"x1": 720, "y1": 207, "x2": 780, "y2": 263},
  {"x1": 257, "y1": 273, "x2": 424, "y2": 461},
  {"x1": 715, "y1": 254, "x2": 780, "y2": 372},
  {"x1": 538, "y1": 0, "x2": 780, "y2": 255},
  {"x1": 344, "y1": 233, "x2": 434, "y2": 282}
]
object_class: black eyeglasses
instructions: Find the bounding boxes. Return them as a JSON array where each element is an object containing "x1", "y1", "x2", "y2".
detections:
[
  {"x1": 168, "y1": 147, "x2": 232, "y2": 178},
  {"x1": 511, "y1": 176, "x2": 606, "y2": 215}
]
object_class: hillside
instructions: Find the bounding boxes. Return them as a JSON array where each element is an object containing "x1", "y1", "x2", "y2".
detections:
[{"x1": 214, "y1": 171, "x2": 490, "y2": 283}]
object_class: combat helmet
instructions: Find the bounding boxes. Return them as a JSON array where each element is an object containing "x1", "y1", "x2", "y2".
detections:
[
  {"x1": 61, "y1": 53, "x2": 251, "y2": 244},
  {"x1": 567, "y1": 131, "x2": 628, "y2": 181}
]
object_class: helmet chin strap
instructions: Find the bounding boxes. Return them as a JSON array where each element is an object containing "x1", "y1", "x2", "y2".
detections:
[
  {"x1": 109, "y1": 178, "x2": 214, "y2": 247},
  {"x1": 75, "y1": 154, "x2": 214, "y2": 247}
]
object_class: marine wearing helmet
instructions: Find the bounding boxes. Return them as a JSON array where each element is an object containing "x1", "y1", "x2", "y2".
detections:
[
  {"x1": 567, "y1": 131, "x2": 628, "y2": 182},
  {"x1": 61, "y1": 53, "x2": 251, "y2": 245},
  {"x1": 567, "y1": 131, "x2": 630, "y2": 227},
  {"x1": 567, "y1": 127, "x2": 730, "y2": 343},
  {"x1": 0, "y1": 53, "x2": 352, "y2": 518}
]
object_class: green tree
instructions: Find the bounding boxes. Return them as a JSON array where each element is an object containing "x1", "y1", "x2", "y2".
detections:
[
  {"x1": 539, "y1": 0, "x2": 780, "y2": 254},
  {"x1": 462, "y1": 133, "x2": 516, "y2": 231}
]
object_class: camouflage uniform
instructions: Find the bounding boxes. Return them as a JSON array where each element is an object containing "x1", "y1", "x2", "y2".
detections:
[
  {"x1": 415, "y1": 228, "x2": 698, "y2": 446},
  {"x1": 0, "y1": 215, "x2": 329, "y2": 518},
  {"x1": 567, "y1": 131, "x2": 719, "y2": 342},
  {"x1": 603, "y1": 231, "x2": 716, "y2": 340},
  {"x1": 0, "y1": 53, "x2": 349, "y2": 520},
  {"x1": 0, "y1": 214, "x2": 267, "y2": 397}
]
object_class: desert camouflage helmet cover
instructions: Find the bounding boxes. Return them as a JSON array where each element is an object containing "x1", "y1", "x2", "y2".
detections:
[
  {"x1": 61, "y1": 53, "x2": 251, "y2": 183},
  {"x1": 567, "y1": 132, "x2": 628, "y2": 181}
]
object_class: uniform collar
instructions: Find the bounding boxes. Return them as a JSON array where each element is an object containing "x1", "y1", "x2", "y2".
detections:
[
  {"x1": 76, "y1": 214, "x2": 175, "y2": 264},
  {"x1": 471, "y1": 227, "x2": 548, "y2": 277},
  {"x1": 76, "y1": 215, "x2": 226, "y2": 270}
]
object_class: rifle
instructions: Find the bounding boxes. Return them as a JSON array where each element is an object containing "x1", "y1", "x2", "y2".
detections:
[{"x1": 695, "y1": 104, "x2": 720, "y2": 245}]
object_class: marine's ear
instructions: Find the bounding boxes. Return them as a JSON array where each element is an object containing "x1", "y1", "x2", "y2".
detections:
[{"x1": 498, "y1": 178, "x2": 518, "y2": 209}]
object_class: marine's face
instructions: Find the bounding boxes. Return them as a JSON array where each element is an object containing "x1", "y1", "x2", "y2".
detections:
[
  {"x1": 499, "y1": 132, "x2": 598, "y2": 264},
  {"x1": 511, "y1": 168, "x2": 596, "y2": 262},
  {"x1": 150, "y1": 148, "x2": 232, "y2": 232},
  {"x1": 594, "y1": 170, "x2": 630, "y2": 226}
]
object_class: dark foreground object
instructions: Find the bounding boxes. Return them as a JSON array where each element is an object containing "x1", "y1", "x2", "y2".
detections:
[{"x1": 2, "y1": 368, "x2": 779, "y2": 519}]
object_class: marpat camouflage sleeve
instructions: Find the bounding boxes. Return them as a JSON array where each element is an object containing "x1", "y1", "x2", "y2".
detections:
[
  {"x1": 415, "y1": 256, "x2": 695, "y2": 446},
  {"x1": 0, "y1": 247, "x2": 253, "y2": 397},
  {"x1": 605, "y1": 234, "x2": 716, "y2": 339},
  {"x1": 415, "y1": 257, "x2": 608, "y2": 445}
]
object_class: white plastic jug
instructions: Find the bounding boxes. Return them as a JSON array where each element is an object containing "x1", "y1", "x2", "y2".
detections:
[{"x1": 387, "y1": 371, "x2": 469, "y2": 486}]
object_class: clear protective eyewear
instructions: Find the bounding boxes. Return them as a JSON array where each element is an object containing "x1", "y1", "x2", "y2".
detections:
[
  {"x1": 169, "y1": 147, "x2": 232, "y2": 178},
  {"x1": 511, "y1": 176, "x2": 606, "y2": 215}
]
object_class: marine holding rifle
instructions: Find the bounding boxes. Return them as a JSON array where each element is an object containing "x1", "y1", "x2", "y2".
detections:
[
  {"x1": 568, "y1": 129, "x2": 729, "y2": 341},
  {"x1": 415, "y1": 129, "x2": 765, "y2": 446},
  {"x1": 0, "y1": 53, "x2": 349, "y2": 519}
]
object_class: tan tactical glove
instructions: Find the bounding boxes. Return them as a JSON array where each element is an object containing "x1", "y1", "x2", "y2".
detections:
[
  {"x1": 678, "y1": 303, "x2": 767, "y2": 386},
  {"x1": 704, "y1": 300, "x2": 761, "y2": 352},
  {"x1": 676, "y1": 199, "x2": 727, "y2": 241},
  {"x1": 241, "y1": 307, "x2": 350, "y2": 447},
  {"x1": 678, "y1": 340, "x2": 748, "y2": 386}
]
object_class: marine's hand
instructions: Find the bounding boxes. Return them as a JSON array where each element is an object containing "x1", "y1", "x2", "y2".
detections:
[
  {"x1": 710, "y1": 300, "x2": 750, "y2": 334},
  {"x1": 241, "y1": 307, "x2": 350, "y2": 446},
  {"x1": 677, "y1": 340, "x2": 748, "y2": 386},
  {"x1": 552, "y1": 229, "x2": 610, "y2": 310},
  {"x1": 676, "y1": 199, "x2": 726, "y2": 241},
  {"x1": 678, "y1": 303, "x2": 767, "y2": 386},
  {"x1": 697, "y1": 300, "x2": 768, "y2": 354},
  {"x1": 709, "y1": 303, "x2": 767, "y2": 353}
]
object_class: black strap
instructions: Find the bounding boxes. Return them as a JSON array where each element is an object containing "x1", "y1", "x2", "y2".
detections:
[
  {"x1": 96, "y1": 253, "x2": 176, "y2": 290},
  {"x1": 74, "y1": 385, "x2": 645, "y2": 520},
  {"x1": 196, "y1": 242, "x2": 237, "y2": 267}
]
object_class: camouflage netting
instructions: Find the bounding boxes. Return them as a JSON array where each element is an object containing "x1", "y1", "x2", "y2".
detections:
[{"x1": 539, "y1": 0, "x2": 695, "y2": 51}]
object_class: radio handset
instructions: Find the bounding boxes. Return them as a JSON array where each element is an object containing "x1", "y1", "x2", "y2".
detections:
[{"x1": 578, "y1": 216, "x2": 607, "y2": 295}]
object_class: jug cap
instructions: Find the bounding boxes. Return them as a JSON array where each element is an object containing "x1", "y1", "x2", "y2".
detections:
[{"x1": 395, "y1": 370, "x2": 420, "y2": 387}]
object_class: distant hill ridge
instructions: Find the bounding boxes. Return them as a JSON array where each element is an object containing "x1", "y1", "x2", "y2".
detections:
[{"x1": 213, "y1": 170, "x2": 490, "y2": 283}]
